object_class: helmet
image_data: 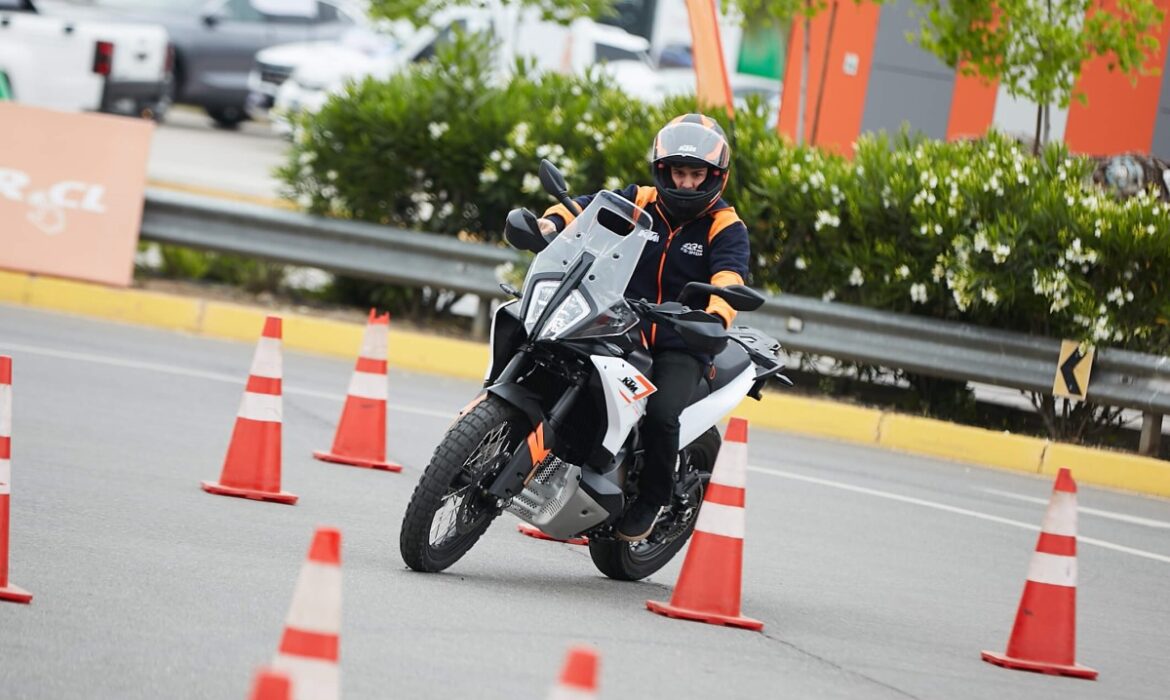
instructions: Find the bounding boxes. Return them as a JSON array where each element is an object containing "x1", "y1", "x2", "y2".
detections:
[{"x1": 651, "y1": 114, "x2": 731, "y2": 223}]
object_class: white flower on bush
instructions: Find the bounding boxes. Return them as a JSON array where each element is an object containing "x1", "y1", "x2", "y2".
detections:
[
  {"x1": 848, "y1": 267, "x2": 865, "y2": 286},
  {"x1": 896, "y1": 264, "x2": 910, "y2": 279},
  {"x1": 489, "y1": 149, "x2": 502, "y2": 163},
  {"x1": 428, "y1": 121, "x2": 449, "y2": 139},
  {"x1": 510, "y1": 121, "x2": 529, "y2": 147},
  {"x1": 521, "y1": 173, "x2": 541, "y2": 194},
  {"x1": 814, "y1": 210, "x2": 840, "y2": 230},
  {"x1": 481, "y1": 168, "x2": 498, "y2": 184},
  {"x1": 980, "y1": 286, "x2": 1000, "y2": 306},
  {"x1": 910, "y1": 283, "x2": 928, "y2": 304},
  {"x1": 919, "y1": 223, "x2": 929, "y2": 235},
  {"x1": 932, "y1": 262, "x2": 945, "y2": 282},
  {"x1": 604, "y1": 176, "x2": 622, "y2": 191},
  {"x1": 992, "y1": 244, "x2": 1011, "y2": 264},
  {"x1": 973, "y1": 231, "x2": 989, "y2": 253},
  {"x1": 298, "y1": 151, "x2": 315, "y2": 165},
  {"x1": 822, "y1": 289, "x2": 836, "y2": 302},
  {"x1": 794, "y1": 256, "x2": 808, "y2": 270},
  {"x1": 416, "y1": 199, "x2": 434, "y2": 222},
  {"x1": 809, "y1": 171, "x2": 826, "y2": 189}
]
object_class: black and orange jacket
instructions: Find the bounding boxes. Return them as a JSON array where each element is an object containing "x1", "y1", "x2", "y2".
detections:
[{"x1": 544, "y1": 183, "x2": 751, "y2": 357}]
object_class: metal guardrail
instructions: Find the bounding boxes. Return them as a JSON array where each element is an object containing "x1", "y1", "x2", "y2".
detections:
[
  {"x1": 141, "y1": 189, "x2": 516, "y2": 298},
  {"x1": 141, "y1": 189, "x2": 1169, "y2": 455}
]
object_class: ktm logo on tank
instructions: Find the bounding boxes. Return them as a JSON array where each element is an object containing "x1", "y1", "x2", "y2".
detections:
[
  {"x1": 620, "y1": 377, "x2": 639, "y2": 394},
  {"x1": 0, "y1": 167, "x2": 107, "y2": 236}
]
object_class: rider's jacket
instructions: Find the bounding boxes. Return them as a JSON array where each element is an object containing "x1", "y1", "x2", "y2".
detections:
[{"x1": 544, "y1": 184, "x2": 751, "y2": 357}]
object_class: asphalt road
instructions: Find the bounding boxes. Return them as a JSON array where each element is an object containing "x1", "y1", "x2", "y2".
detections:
[
  {"x1": 2, "y1": 303, "x2": 1169, "y2": 699},
  {"x1": 149, "y1": 107, "x2": 288, "y2": 200}
]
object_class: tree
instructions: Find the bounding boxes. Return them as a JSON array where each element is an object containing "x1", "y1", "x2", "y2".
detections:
[{"x1": 910, "y1": 0, "x2": 1165, "y2": 153}]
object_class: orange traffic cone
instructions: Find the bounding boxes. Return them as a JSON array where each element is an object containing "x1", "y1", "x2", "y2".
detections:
[
  {"x1": 248, "y1": 668, "x2": 292, "y2": 700},
  {"x1": 518, "y1": 522, "x2": 588, "y2": 546},
  {"x1": 982, "y1": 467, "x2": 1097, "y2": 679},
  {"x1": 273, "y1": 527, "x2": 342, "y2": 700},
  {"x1": 202, "y1": 316, "x2": 297, "y2": 505},
  {"x1": 646, "y1": 417, "x2": 761, "y2": 630},
  {"x1": 313, "y1": 309, "x2": 401, "y2": 472},
  {"x1": 0, "y1": 356, "x2": 32, "y2": 604},
  {"x1": 547, "y1": 645, "x2": 599, "y2": 699}
]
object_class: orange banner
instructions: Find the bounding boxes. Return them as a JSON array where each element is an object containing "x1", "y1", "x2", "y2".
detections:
[
  {"x1": 685, "y1": 0, "x2": 735, "y2": 120},
  {"x1": 0, "y1": 104, "x2": 153, "y2": 287}
]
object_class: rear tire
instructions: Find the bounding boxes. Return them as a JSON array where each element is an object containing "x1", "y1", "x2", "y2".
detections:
[
  {"x1": 207, "y1": 105, "x2": 247, "y2": 129},
  {"x1": 588, "y1": 429, "x2": 719, "y2": 581},
  {"x1": 399, "y1": 396, "x2": 526, "y2": 573}
]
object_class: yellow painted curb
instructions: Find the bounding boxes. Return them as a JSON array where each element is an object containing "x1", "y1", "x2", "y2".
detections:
[
  {"x1": 0, "y1": 269, "x2": 31, "y2": 303},
  {"x1": 734, "y1": 392, "x2": 881, "y2": 444},
  {"x1": 202, "y1": 302, "x2": 271, "y2": 343},
  {"x1": 389, "y1": 329, "x2": 489, "y2": 382},
  {"x1": 22, "y1": 275, "x2": 201, "y2": 332},
  {"x1": 1042, "y1": 443, "x2": 1170, "y2": 498},
  {"x1": 147, "y1": 179, "x2": 293, "y2": 210},
  {"x1": 878, "y1": 413, "x2": 1047, "y2": 474}
]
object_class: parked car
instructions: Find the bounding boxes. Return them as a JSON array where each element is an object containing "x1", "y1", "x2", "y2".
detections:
[
  {"x1": 253, "y1": 10, "x2": 654, "y2": 136},
  {"x1": 1, "y1": 0, "x2": 171, "y2": 117},
  {"x1": 61, "y1": 0, "x2": 360, "y2": 127}
]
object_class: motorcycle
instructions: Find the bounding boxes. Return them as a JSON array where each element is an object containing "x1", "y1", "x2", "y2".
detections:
[{"x1": 399, "y1": 160, "x2": 791, "y2": 580}]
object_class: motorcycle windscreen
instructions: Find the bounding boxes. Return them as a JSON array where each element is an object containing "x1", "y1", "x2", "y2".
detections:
[{"x1": 523, "y1": 190, "x2": 652, "y2": 321}]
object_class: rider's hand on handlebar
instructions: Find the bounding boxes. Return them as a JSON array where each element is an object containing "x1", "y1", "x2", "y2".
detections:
[{"x1": 537, "y1": 218, "x2": 556, "y2": 235}]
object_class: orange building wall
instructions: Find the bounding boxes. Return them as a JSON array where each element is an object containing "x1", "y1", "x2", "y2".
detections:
[
  {"x1": 778, "y1": 1, "x2": 882, "y2": 155},
  {"x1": 947, "y1": 66, "x2": 1000, "y2": 141},
  {"x1": 1062, "y1": 0, "x2": 1170, "y2": 154}
]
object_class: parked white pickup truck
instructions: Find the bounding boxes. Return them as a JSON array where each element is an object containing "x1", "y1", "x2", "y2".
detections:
[{"x1": 0, "y1": 0, "x2": 171, "y2": 118}]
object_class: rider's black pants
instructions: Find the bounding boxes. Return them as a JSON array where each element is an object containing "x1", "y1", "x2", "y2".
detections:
[{"x1": 639, "y1": 350, "x2": 704, "y2": 507}]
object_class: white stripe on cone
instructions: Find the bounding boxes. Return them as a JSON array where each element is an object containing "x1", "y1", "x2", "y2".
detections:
[
  {"x1": 1026, "y1": 551, "x2": 1077, "y2": 587},
  {"x1": 239, "y1": 393, "x2": 283, "y2": 423},
  {"x1": 271, "y1": 656, "x2": 338, "y2": 700},
  {"x1": 0, "y1": 459, "x2": 9, "y2": 495},
  {"x1": 0, "y1": 383, "x2": 10, "y2": 437},
  {"x1": 359, "y1": 325, "x2": 387, "y2": 360},
  {"x1": 549, "y1": 687, "x2": 596, "y2": 700},
  {"x1": 252, "y1": 338, "x2": 283, "y2": 379},
  {"x1": 694, "y1": 501, "x2": 745, "y2": 539},
  {"x1": 345, "y1": 372, "x2": 388, "y2": 401},
  {"x1": 284, "y1": 562, "x2": 342, "y2": 634},
  {"x1": 1041, "y1": 492, "x2": 1077, "y2": 537},
  {"x1": 708, "y1": 441, "x2": 747, "y2": 488}
]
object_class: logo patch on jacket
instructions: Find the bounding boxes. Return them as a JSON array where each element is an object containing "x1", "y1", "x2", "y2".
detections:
[{"x1": 680, "y1": 242, "x2": 704, "y2": 256}]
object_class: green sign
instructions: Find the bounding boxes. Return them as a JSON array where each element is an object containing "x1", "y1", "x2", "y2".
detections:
[
  {"x1": 737, "y1": 22, "x2": 786, "y2": 80},
  {"x1": 0, "y1": 72, "x2": 11, "y2": 101}
]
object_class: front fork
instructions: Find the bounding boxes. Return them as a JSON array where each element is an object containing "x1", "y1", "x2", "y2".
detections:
[{"x1": 485, "y1": 376, "x2": 584, "y2": 501}]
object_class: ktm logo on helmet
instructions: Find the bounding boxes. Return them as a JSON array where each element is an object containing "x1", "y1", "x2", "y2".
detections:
[{"x1": 678, "y1": 145, "x2": 698, "y2": 153}]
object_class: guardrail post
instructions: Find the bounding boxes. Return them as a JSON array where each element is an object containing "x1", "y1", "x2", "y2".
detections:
[
  {"x1": 1139, "y1": 413, "x2": 1163, "y2": 457},
  {"x1": 472, "y1": 297, "x2": 491, "y2": 341}
]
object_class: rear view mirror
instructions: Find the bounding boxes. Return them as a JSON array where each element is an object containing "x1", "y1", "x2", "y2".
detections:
[
  {"x1": 539, "y1": 159, "x2": 568, "y2": 199},
  {"x1": 679, "y1": 282, "x2": 765, "y2": 312},
  {"x1": 504, "y1": 208, "x2": 547, "y2": 253}
]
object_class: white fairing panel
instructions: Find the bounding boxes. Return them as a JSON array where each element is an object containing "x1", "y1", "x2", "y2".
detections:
[
  {"x1": 590, "y1": 356, "x2": 657, "y2": 454},
  {"x1": 678, "y1": 366, "x2": 755, "y2": 447}
]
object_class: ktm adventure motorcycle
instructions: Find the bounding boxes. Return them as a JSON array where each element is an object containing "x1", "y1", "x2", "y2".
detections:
[{"x1": 399, "y1": 161, "x2": 790, "y2": 580}]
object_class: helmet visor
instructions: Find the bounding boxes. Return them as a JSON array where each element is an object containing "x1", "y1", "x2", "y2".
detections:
[{"x1": 651, "y1": 122, "x2": 730, "y2": 170}]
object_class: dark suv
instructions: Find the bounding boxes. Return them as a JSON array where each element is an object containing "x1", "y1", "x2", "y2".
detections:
[{"x1": 80, "y1": 0, "x2": 357, "y2": 127}]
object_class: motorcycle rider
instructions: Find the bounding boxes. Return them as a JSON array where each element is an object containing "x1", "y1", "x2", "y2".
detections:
[{"x1": 536, "y1": 113, "x2": 751, "y2": 542}]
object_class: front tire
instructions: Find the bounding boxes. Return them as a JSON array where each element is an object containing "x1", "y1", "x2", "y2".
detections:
[{"x1": 399, "y1": 396, "x2": 526, "y2": 573}]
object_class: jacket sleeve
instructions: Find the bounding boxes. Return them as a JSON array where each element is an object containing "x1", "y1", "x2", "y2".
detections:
[
  {"x1": 543, "y1": 184, "x2": 640, "y2": 232},
  {"x1": 705, "y1": 215, "x2": 751, "y2": 328}
]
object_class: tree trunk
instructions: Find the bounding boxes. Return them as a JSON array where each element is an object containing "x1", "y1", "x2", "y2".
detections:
[{"x1": 809, "y1": 0, "x2": 839, "y2": 146}]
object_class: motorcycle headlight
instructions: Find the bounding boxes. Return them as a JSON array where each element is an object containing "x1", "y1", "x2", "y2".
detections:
[
  {"x1": 564, "y1": 300, "x2": 639, "y2": 340},
  {"x1": 523, "y1": 280, "x2": 560, "y2": 333},
  {"x1": 537, "y1": 290, "x2": 590, "y2": 340}
]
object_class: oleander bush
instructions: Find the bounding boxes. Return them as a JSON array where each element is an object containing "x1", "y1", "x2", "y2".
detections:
[{"x1": 275, "y1": 30, "x2": 1170, "y2": 443}]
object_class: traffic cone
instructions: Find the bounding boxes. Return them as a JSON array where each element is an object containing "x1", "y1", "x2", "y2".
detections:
[
  {"x1": 273, "y1": 527, "x2": 342, "y2": 700},
  {"x1": 646, "y1": 417, "x2": 761, "y2": 631},
  {"x1": 313, "y1": 309, "x2": 402, "y2": 472},
  {"x1": 547, "y1": 645, "x2": 599, "y2": 700},
  {"x1": 0, "y1": 356, "x2": 32, "y2": 604},
  {"x1": 517, "y1": 522, "x2": 588, "y2": 546},
  {"x1": 202, "y1": 316, "x2": 297, "y2": 505},
  {"x1": 982, "y1": 467, "x2": 1098, "y2": 679},
  {"x1": 248, "y1": 668, "x2": 292, "y2": 700}
]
